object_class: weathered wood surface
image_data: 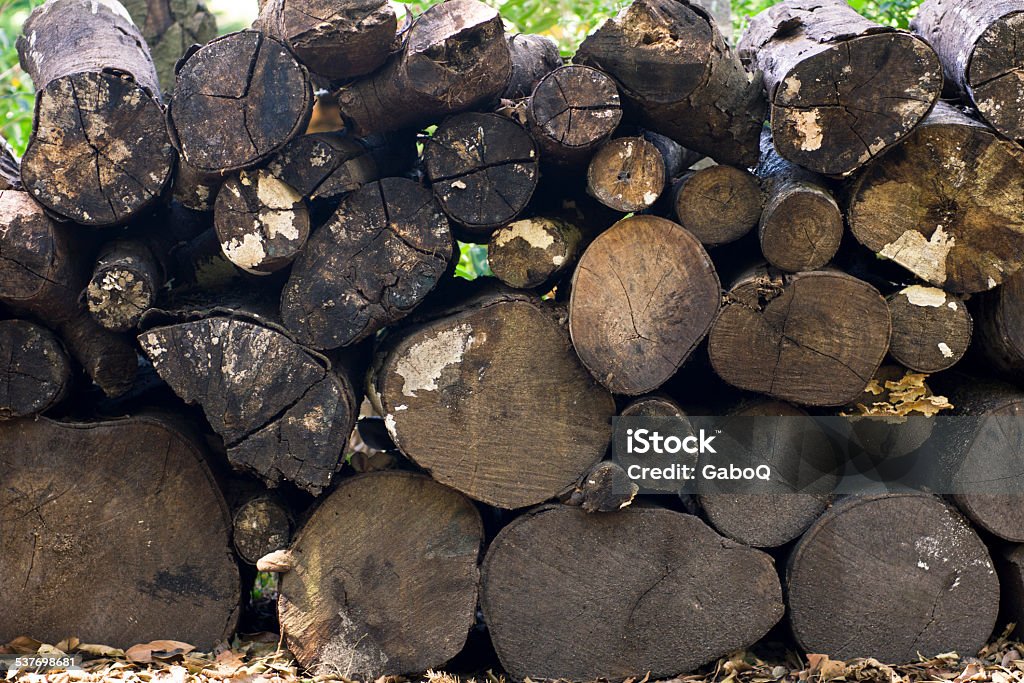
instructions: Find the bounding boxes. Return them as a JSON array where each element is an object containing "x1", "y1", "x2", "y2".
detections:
[
  {"x1": 586, "y1": 137, "x2": 665, "y2": 213},
  {"x1": 231, "y1": 494, "x2": 292, "y2": 566},
  {"x1": 504, "y1": 33, "x2": 563, "y2": 99},
  {"x1": 672, "y1": 165, "x2": 763, "y2": 248},
  {"x1": 886, "y1": 286, "x2": 971, "y2": 373},
  {"x1": 123, "y1": 0, "x2": 217, "y2": 93},
  {"x1": 85, "y1": 239, "x2": 163, "y2": 332},
  {"x1": 527, "y1": 65, "x2": 621, "y2": 166},
  {"x1": 0, "y1": 320, "x2": 70, "y2": 419},
  {"x1": 488, "y1": 217, "x2": 580, "y2": 290},
  {"x1": 975, "y1": 268, "x2": 1024, "y2": 378}
]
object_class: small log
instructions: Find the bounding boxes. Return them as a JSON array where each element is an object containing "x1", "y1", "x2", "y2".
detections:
[
  {"x1": 336, "y1": 0, "x2": 511, "y2": 136},
  {"x1": 755, "y1": 130, "x2": 843, "y2": 272},
  {"x1": 642, "y1": 129, "x2": 702, "y2": 178},
  {"x1": 0, "y1": 320, "x2": 71, "y2": 419},
  {"x1": 887, "y1": 285, "x2": 971, "y2": 373},
  {"x1": 912, "y1": 0, "x2": 1024, "y2": 140},
  {"x1": 527, "y1": 64, "x2": 622, "y2": 166},
  {"x1": 214, "y1": 169, "x2": 310, "y2": 275},
  {"x1": 672, "y1": 165, "x2": 763, "y2": 247},
  {"x1": 974, "y1": 268, "x2": 1024, "y2": 378},
  {"x1": 480, "y1": 505, "x2": 784, "y2": 680},
  {"x1": 708, "y1": 268, "x2": 890, "y2": 406},
  {"x1": 504, "y1": 33, "x2": 563, "y2": 99},
  {"x1": 169, "y1": 30, "x2": 314, "y2": 173},
  {"x1": 487, "y1": 217, "x2": 581, "y2": 289},
  {"x1": 0, "y1": 416, "x2": 240, "y2": 648},
  {"x1": 279, "y1": 472, "x2": 482, "y2": 678},
  {"x1": 788, "y1": 494, "x2": 999, "y2": 662},
  {"x1": 17, "y1": 0, "x2": 174, "y2": 226},
  {"x1": 847, "y1": 102, "x2": 1024, "y2": 294},
  {"x1": 738, "y1": 0, "x2": 942, "y2": 176},
  {"x1": 423, "y1": 112, "x2": 538, "y2": 234},
  {"x1": 255, "y1": 0, "x2": 397, "y2": 81},
  {"x1": 370, "y1": 289, "x2": 615, "y2": 509},
  {"x1": 618, "y1": 394, "x2": 695, "y2": 495},
  {"x1": 562, "y1": 461, "x2": 638, "y2": 512},
  {"x1": 232, "y1": 494, "x2": 292, "y2": 566},
  {"x1": 173, "y1": 160, "x2": 223, "y2": 213},
  {"x1": 122, "y1": 0, "x2": 217, "y2": 93},
  {"x1": 569, "y1": 215, "x2": 721, "y2": 395},
  {"x1": 586, "y1": 136, "x2": 665, "y2": 213},
  {"x1": 85, "y1": 239, "x2": 163, "y2": 332},
  {"x1": 620, "y1": 393, "x2": 686, "y2": 419}
]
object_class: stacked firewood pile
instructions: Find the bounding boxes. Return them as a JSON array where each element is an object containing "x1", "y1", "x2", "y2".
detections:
[{"x1": 5, "y1": 0, "x2": 1024, "y2": 679}]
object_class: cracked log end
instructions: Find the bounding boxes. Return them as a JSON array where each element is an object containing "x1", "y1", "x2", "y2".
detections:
[
  {"x1": 0, "y1": 320, "x2": 71, "y2": 420},
  {"x1": 86, "y1": 239, "x2": 163, "y2": 332},
  {"x1": 488, "y1": 216, "x2": 581, "y2": 290},
  {"x1": 586, "y1": 136, "x2": 666, "y2": 213},
  {"x1": 672, "y1": 165, "x2": 763, "y2": 247}
]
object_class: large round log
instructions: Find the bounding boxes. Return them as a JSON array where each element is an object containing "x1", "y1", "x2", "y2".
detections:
[
  {"x1": 0, "y1": 320, "x2": 71, "y2": 420},
  {"x1": 586, "y1": 136, "x2": 665, "y2": 213},
  {"x1": 569, "y1": 215, "x2": 721, "y2": 396},
  {"x1": 0, "y1": 416, "x2": 240, "y2": 648},
  {"x1": 788, "y1": 494, "x2": 999, "y2": 662},
  {"x1": 738, "y1": 0, "x2": 941, "y2": 176},
  {"x1": 122, "y1": 0, "x2": 217, "y2": 93},
  {"x1": 480, "y1": 505, "x2": 784, "y2": 680},
  {"x1": 887, "y1": 285, "x2": 971, "y2": 373},
  {"x1": 527, "y1": 65, "x2": 622, "y2": 166},
  {"x1": 371, "y1": 290, "x2": 615, "y2": 509},
  {"x1": 672, "y1": 165, "x2": 763, "y2": 248},
  {"x1": 279, "y1": 472, "x2": 482, "y2": 678}
]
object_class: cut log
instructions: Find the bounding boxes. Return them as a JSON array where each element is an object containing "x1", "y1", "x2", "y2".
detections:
[
  {"x1": 281, "y1": 177, "x2": 453, "y2": 349},
  {"x1": 672, "y1": 165, "x2": 763, "y2": 247},
  {"x1": 487, "y1": 217, "x2": 581, "y2": 289},
  {"x1": 336, "y1": 0, "x2": 511, "y2": 136},
  {"x1": 232, "y1": 494, "x2": 292, "y2": 565},
  {"x1": 847, "y1": 102, "x2": 1024, "y2": 294},
  {"x1": 787, "y1": 494, "x2": 999, "y2": 662},
  {"x1": 168, "y1": 30, "x2": 314, "y2": 173},
  {"x1": 620, "y1": 393, "x2": 686, "y2": 419},
  {"x1": 370, "y1": 289, "x2": 615, "y2": 509},
  {"x1": 214, "y1": 169, "x2": 310, "y2": 275},
  {"x1": 17, "y1": 0, "x2": 174, "y2": 226},
  {"x1": 480, "y1": 505, "x2": 784, "y2": 680},
  {"x1": 708, "y1": 268, "x2": 890, "y2": 406},
  {"x1": 85, "y1": 239, "x2": 163, "y2": 332},
  {"x1": 738, "y1": 0, "x2": 942, "y2": 176},
  {"x1": 0, "y1": 416, "x2": 240, "y2": 648},
  {"x1": 138, "y1": 316, "x2": 359, "y2": 494},
  {"x1": 279, "y1": 471, "x2": 482, "y2": 678},
  {"x1": 574, "y1": 0, "x2": 766, "y2": 167},
  {"x1": 586, "y1": 136, "x2": 665, "y2": 213},
  {"x1": 504, "y1": 33, "x2": 563, "y2": 99},
  {"x1": 974, "y1": 268, "x2": 1024, "y2": 378},
  {"x1": 562, "y1": 461, "x2": 638, "y2": 512},
  {"x1": 122, "y1": 0, "x2": 218, "y2": 93},
  {"x1": 0, "y1": 320, "x2": 71, "y2": 419},
  {"x1": 996, "y1": 545, "x2": 1024, "y2": 640},
  {"x1": 755, "y1": 130, "x2": 843, "y2": 272},
  {"x1": 569, "y1": 215, "x2": 721, "y2": 395},
  {"x1": 255, "y1": 0, "x2": 397, "y2": 82},
  {"x1": 912, "y1": 0, "x2": 1024, "y2": 140},
  {"x1": 886, "y1": 285, "x2": 971, "y2": 373},
  {"x1": 173, "y1": 160, "x2": 223, "y2": 213},
  {"x1": 527, "y1": 65, "x2": 622, "y2": 166},
  {"x1": 423, "y1": 112, "x2": 538, "y2": 234},
  {"x1": 618, "y1": 394, "x2": 695, "y2": 495}
]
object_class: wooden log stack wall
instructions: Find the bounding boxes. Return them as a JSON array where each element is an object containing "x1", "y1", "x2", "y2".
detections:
[{"x1": 6, "y1": 0, "x2": 1024, "y2": 679}]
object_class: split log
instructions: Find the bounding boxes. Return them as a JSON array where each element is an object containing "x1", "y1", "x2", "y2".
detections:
[
  {"x1": 232, "y1": 494, "x2": 292, "y2": 565},
  {"x1": 886, "y1": 285, "x2": 971, "y2": 373},
  {"x1": 480, "y1": 505, "x2": 784, "y2": 680},
  {"x1": 122, "y1": 0, "x2": 217, "y2": 93},
  {"x1": 17, "y1": 0, "x2": 174, "y2": 226},
  {"x1": 168, "y1": 30, "x2": 314, "y2": 173},
  {"x1": 504, "y1": 33, "x2": 563, "y2": 99},
  {"x1": 487, "y1": 217, "x2": 581, "y2": 289},
  {"x1": 139, "y1": 316, "x2": 359, "y2": 494},
  {"x1": 526, "y1": 65, "x2": 622, "y2": 166},
  {"x1": 974, "y1": 268, "x2": 1024, "y2": 378},
  {"x1": 574, "y1": 0, "x2": 766, "y2": 167},
  {"x1": 569, "y1": 215, "x2": 721, "y2": 395},
  {"x1": 708, "y1": 268, "x2": 890, "y2": 406},
  {"x1": 586, "y1": 136, "x2": 665, "y2": 213},
  {"x1": 755, "y1": 130, "x2": 843, "y2": 272},
  {"x1": 847, "y1": 103, "x2": 1024, "y2": 294},
  {"x1": 214, "y1": 169, "x2": 310, "y2": 275},
  {"x1": 912, "y1": 0, "x2": 1024, "y2": 140},
  {"x1": 370, "y1": 289, "x2": 615, "y2": 509},
  {"x1": 85, "y1": 239, "x2": 163, "y2": 332},
  {"x1": 279, "y1": 472, "x2": 482, "y2": 678},
  {"x1": 738, "y1": 0, "x2": 942, "y2": 177},
  {"x1": 672, "y1": 165, "x2": 763, "y2": 247},
  {"x1": 255, "y1": 0, "x2": 397, "y2": 82},
  {"x1": 0, "y1": 320, "x2": 71, "y2": 419},
  {"x1": 336, "y1": 0, "x2": 511, "y2": 136},
  {"x1": 423, "y1": 112, "x2": 538, "y2": 234},
  {"x1": 0, "y1": 416, "x2": 240, "y2": 648},
  {"x1": 281, "y1": 177, "x2": 453, "y2": 349},
  {"x1": 788, "y1": 494, "x2": 999, "y2": 661}
]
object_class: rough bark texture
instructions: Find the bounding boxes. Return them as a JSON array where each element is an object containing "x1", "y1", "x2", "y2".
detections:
[
  {"x1": 123, "y1": 0, "x2": 217, "y2": 93},
  {"x1": 504, "y1": 33, "x2": 563, "y2": 99},
  {"x1": 370, "y1": 290, "x2": 615, "y2": 509},
  {"x1": 168, "y1": 30, "x2": 314, "y2": 173},
  {"x1": 17, "y1": 0, "x2": 174, "y2": 226},
  {"x1": 0, "y1": 319, "x2": 71, "y2": 419},
  {"x1": 488, "y1": 216, "x2": 581, "y2": 289},
  {"x1": 173, "y1": 160, "x2": 222, "y2": 213},
  {"x1": 232, "y1": 494, "x2": 292, "y2": 565},
  {"x1": 738, "y1": 0, "x2": 942, "y2": 176},
  {"x1": 85, "y1": 239, "x2": 163, "y2": 332},
  {"x1": 788, "y1": 494, "x2": 999, "y2": 662},
  {"x1": 672, "y1": 165, "x2": 763, "y2": 247},
  {"x1": 886, "y1": 285, "x2": 972, "y2": 373},
  {"x1": 997, "y1": 544, "x2": 1024, "y2": 640},
  {"x1": 480, "y1": 505, "x2": 784, "y2": 681},
  {"x1": 279, "y1": 472, "x2": 482, "y2": 678},
  {"x1": 0, "y1": 416, "x2": 240, "y2": 649},
  {"x1": 976, "y1": 268, "x2": 1024, "y2": 378},
  {"x1": 586, "y1": 137, "x2": 665, "y2": 213},
  {"x1": 569, "y1": 215, "x2": 721, "y2": 395},
  {"x1": 527, "y1": 65, "x2": 622, "y2": 166},
  {"x1": 847, "y1": 103, "x2": 1024, "y2": 294},
  {"x1": 0, "y1": 135, "x2": 21, "y2": 190}
]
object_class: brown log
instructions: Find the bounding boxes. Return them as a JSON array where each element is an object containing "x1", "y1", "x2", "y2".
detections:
[
  {"x1": 487, "y1": 216, "x2": 581, "y2": 289},
  {"x1": 0, "y1": 320, "x2": 71, "y2": 419},
  {"x1": 586, "y1": 136, "x2": 665, "y2": 212},
  {"x1": 173, "y1": 160, "x2": 223, "y2": 213},
  {"x1": 85, "y1": 239, "x2": 163, "y2": 332},
  {"x1": 527, "y1": 65, "x2": 622, "y2": 166},
  {"x1": 0, "y1": 416, "x2": 240, "y2": 648},
  {"x1": 672, "y1": 165, "x2": 763, "y2": 247},
  {"x1": 504, "y1": 33, "x2": 563, "y2": 99},
  {"x1": 480, "y1": 505, "x2": 784, "y2": 680},
  {"x1": 738, "y1": 0, "x2": 942, "y2": 176},
  {"x1": 562, "y1": 461, "x2": 638, "y2": 512},
  {"x1": 232, "y1": 494, "x2": 292, "y2": 566},
  {"x1": 643, "y1": 129, "x2": 702, "y2": 177},
  {"x1": 847, "y1": 102, "x2": 1024, "y2": 294},
  {"x1": 973, "y1": 268, "x2": 1024, "y2": 378},
  {"x1": 569, "y1": 215, "x2": 721, "y2": 395},
  {"x1": 279, "y1": 471, "x2": 482, "y2": 678},
  {"x1": 122, "y1": 0, "x2": 217, "y2": 93},
  {"x1": 787, "y1": 494, "x2": 999, "y2": 662},
  {"x1": 17, "y1": 0, "x2": 174, "y2": 226},
  {"x1": 886, "y1": 285, "x2": 971, "y2": 373},
  {"x1": 618, "y1": 394, "x2": 694, "y2": 495}
]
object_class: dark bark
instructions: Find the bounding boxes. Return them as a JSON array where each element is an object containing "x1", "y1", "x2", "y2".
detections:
[
  {"x1": 642, "y1": 129, "x2": 702, "y2": 177},
  {"x1": 0, "y1": 135, "x2": 20, "y2": 190},
  {"x1": 562, "y1": 461, "x2": 638, "y2": 512},
  {"x1": 672, "y1": 165, "x2": 763, "y2": 247},
  {"x1": 886, "y1": 285, "x2": 971, "y2": 373},
  {"x1": 488, "y1": 216, "x2": 581, "y2": 289},
  {"x1": 586, "y1": 136, "x2": 665, "y2": 212},
  {"x1": 122, "y1": 0, "x2": 218, "y2": 93},
  {"x1": 85, "y1": 239, "x2": 163, "y2": 332},
  {"x1": 504, "y1": 33, "x2": 563, "y2": 99},
  {"x1": 173, "y1": 160, "x2": 223, "y2": 213},
  {"x1": 975, "y1": 268, "x2": 1024, "y2": 378},
  {"x1": 527, "y1": 65, "x2": 622, "y2": 166},
  {"x1": 0, "y1": 319, "x2": 71, "y2": 419}
]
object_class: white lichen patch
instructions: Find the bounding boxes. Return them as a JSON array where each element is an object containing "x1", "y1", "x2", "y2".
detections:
[
  {"x1": 902, "y1": 285, "x2": 947, "y2": 307},
  {"x1": 262, "y1": 209, "x2": 301, "y2": 241},
  {"x1": 879, "y1": 225, "x2": 954, "y2": 285},
  {"x1": 782, "y1": 75, "x2": 801, "y2": 97},
  {"x1": 938, "y1": 342, "x2": 954, "y2": 358},
  {"x1": 791, "y1": 109, "x2": 823, "y2": 152},
  {"x1": 494, "y1": 218, "x2": 556, "y2": 250},
  {"x1": 257, "y1": 173, "x2": 302, "y2": 210},
  {"x1": 395, "y1": 324, "x2": 476, "y2": 397},
  {"x1": 223, "y1": 232, "x2": 267, "y2": 271},
  {"x1": 643, "y1": 191, "x2": 659, "y2": 205}
]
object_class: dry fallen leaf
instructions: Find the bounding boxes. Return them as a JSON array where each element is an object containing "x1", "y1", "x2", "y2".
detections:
[{"x1": 125, "y1": 640, "x2": 196, "y2": 664}]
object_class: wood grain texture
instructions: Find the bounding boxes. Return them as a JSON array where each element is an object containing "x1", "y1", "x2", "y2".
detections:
[
  {"x1": 886, "y1": 286, "x2": 971, "y2": 373},
  {"x1": 488, "y1": 217, "x2": 580, "y2": 289},
  {"x1": 672, "y1": 165, "x2": 763, "y2": 247},
  {"x1": 527, "y1": 65, "x2": 621, "y2": 166},
  {"x1": 85, "y1": 239, "x2": 163, "y2": 332},
  {"x1": 0, "y1": 320, "x2": 70, "y2": 419},
  {"x1": 586, "y1": 137, "x2": 665, "y2": 212}
]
